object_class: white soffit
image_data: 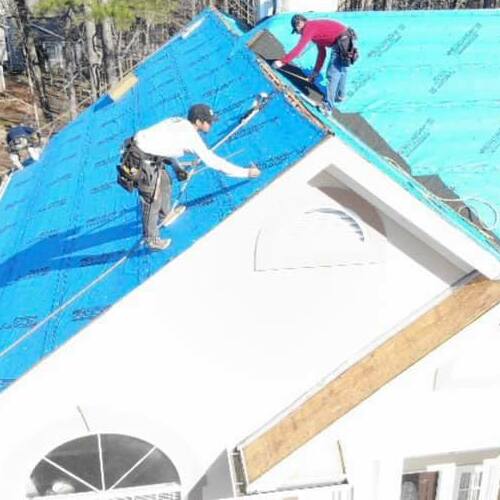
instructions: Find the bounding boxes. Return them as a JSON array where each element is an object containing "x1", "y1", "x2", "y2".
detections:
[{"x1": 325, "y1": 137, "x2": 500, "y2": 280}]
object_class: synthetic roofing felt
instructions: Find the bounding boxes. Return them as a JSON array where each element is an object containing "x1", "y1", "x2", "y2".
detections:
[
  {"x1": 248, "y1": 9, "x2": 500, "y2": 257},
  {"x1": 1, "y1": 7, "x2": 499, "y2": 392},
  {"x1": 0, "y1": 9, "x2": 326, "y2": 390}
]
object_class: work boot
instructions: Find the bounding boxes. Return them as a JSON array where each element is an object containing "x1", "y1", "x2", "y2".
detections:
[
  {"x1": 319, "y1": 102, "x2": 333, "y2": 117},
  {"x1": 146, "y1": 237, "x2": 171, "y2": 251},
  {"x1": 161, "y1": 205, "x2": 186, "y2": 227}
]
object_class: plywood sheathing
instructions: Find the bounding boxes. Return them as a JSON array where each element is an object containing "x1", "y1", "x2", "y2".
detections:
[
  {"x1": 240, "y1": 274, "x2": 500, "y2": 484},
  {"x1": 108, "y1": 72, "x2": 138, "y2": 102}
]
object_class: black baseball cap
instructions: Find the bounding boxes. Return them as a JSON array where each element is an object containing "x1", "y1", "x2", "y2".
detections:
[
  {"x1": 187, "y1": 104, "x2": 218, "y2": 124},
  {"x1": 291, "y1": 14, "x2": 307, "y2": 34}
]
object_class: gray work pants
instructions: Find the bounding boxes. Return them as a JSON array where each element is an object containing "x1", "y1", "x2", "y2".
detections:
[{"x1": 140, "y1": 168, "x2": 172, "y2": 242}]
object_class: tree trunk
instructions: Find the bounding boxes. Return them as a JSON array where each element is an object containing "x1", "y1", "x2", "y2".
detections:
[
  {"x1": 144, "y1": 21, "x2": 151, "y2": 57},
  {"x1": 101, "y1": 19, "x2": 118, "y2": 86},
  {"x1": 83, "y1": 3, "x2": 100, "y2": 100},
  {"x1": 99, "y1": 0, "x2": 118, "y2": 88},
  {"x1": 64, "y1": 39, "x2": 78, "y2": 118},
  {"x1": 13, "y1": 0, "x2": 52, "y2": 120},
  {"x1": 116, "y1": 31, "x2": 123, "y2": 79},
  {"x1": 60, "y1": 14, "x2": 78, "y2": 118}
]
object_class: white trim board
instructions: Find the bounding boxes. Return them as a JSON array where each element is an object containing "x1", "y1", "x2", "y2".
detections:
[{"x1": 324, "y1": 136, "x2": 500, "y2": 280}]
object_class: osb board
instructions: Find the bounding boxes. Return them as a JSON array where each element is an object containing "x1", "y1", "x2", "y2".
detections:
[
  {"x1": 108, "y1": 72, "x2": 138, "y2": 102},
  {"x1": 241, "y1": 275, "x2": 500, "y2": 483}
]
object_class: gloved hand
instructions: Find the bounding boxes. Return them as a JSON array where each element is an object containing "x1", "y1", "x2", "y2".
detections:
[
  {"x1": 247, "y1": 165, "x2": 261, "y2": 178},
  {"x1": 272, "y1": 60, "x2": 284, "y2": 69},
  {"x1": 308, "y1": 70, "x2": 320, "y2": 83},
  {"x1": 174, "y1": 167, "x2": 189, "y2": 182}
]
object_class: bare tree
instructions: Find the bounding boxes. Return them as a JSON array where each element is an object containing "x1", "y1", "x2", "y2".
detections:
[
  {"x1": 61, "y1": 13, "x2": 79, "y2": 117},
  {"x1": 12, "y1": 0, "x2": 52, "y2": 120},
  {"x1": 83, "y1": 3, "x2": 100, "y2": 100},
  {"x1": 99, "y1": 0, "x2": 118, "y2": 87}
]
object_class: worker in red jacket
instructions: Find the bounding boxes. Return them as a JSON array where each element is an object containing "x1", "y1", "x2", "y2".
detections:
[{"x1": 273, "y1": 15, "x2": 352, "y2": 111}]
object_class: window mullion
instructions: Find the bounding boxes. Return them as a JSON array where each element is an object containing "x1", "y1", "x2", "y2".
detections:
[
  {"x1": 43, "y1": 457, "x2": 100, "y2": 493},
  {"x1": 97, "y1": 433, "x2": 106, "y2": 491},
  {"x1": 108, "y1": 445, "x2": 157, "y2": 491}
]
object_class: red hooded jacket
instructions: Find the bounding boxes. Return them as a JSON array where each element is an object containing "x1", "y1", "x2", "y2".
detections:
[{"x1": 281, "y1": 19, "x2": 347, "y2": 73}]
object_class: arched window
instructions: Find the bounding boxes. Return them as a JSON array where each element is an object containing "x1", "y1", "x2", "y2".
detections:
[
  {"x1": 254, "y1": 207, "x2": 379, "y2": 272},
  {"x1": 28, "y1": 434, "x2": 180, "y2": 499}
]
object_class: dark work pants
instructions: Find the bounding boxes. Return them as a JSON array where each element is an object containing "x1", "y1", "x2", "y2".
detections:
[{"x1": 140, "y1": 169, "x2": 172, "y2": 242}]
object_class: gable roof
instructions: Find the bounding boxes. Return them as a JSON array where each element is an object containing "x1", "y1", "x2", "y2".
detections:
[
  {"x1": 1, "y1": 6, "x2": 499, "y2": 394},
  {"x1": 245, "y1": 9, "x2": 500, "y2": 269},
  {"x1": 29, "y1": 17, "x2": 65, "y2": 42},
  {"x1": 0, "y1": 9, "x2": 326, "y2": 391}
]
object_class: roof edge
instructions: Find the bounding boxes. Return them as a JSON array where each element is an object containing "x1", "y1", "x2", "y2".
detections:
[{"x1": 325, "y1": 137, "x2": 500, "y2": 280}]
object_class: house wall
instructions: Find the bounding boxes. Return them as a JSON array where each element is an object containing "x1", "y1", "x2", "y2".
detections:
[
  {"x1": 4, "y1": 17, "x2": 26, "y2": 72},
  {"x1": 40, "y1": 41, "x2": 64, "y2": 69},
  {"x1": 0, "y1": 138, "x2": 468, "y2": 499},
  {"x1": 255, "y1": 0, "x2": 339, "y2": 21},
  {"x1": 278, "y1": 0, "x2": 339, "y2": 13},
  {"x1": 248, "y1": 303, "x2": 500, "y2": 500}
]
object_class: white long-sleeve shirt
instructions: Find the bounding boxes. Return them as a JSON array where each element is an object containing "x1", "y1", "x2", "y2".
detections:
[{"x1": 134, "y1": 117, "x2": 249, "y2": 178}]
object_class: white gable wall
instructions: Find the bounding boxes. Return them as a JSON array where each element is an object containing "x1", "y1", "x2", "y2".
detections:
[
  {"x1": 0, "y1": 138, "x2": 469, "y2": 499},
  {"x1": 247, "y1": 303, "x2": 500, "y2": 500}
]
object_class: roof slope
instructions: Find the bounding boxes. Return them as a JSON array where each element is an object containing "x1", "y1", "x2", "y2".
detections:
[
  {"x1": 0, "y1": 9, "x2": 326, "y2": 391},
  {"x1": 248, "y1": 9, "x2": 500, "y2": 259}
]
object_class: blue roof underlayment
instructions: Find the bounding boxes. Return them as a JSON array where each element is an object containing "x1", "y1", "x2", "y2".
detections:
[
  {"x1": 0, "y1": 9, "x2": 326, "y2": 391},
  {"x1": 248, "y1": 9, "x2": 500, "y2": 257}
]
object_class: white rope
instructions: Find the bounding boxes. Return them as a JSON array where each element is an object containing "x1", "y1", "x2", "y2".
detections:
[
  {"x1": 384, "y1": 156, "x2": 499, "y2": 234},
  {"x1": 176, "y1": 148, "x2": 245, "y2": 194},
  {"x1": 171, "y1": 92, "x2": 271, "y2": 210},
  {"x1": 0, "y1": 96, "x2": 269, "y2": 361},
  {"x1": 448, "y1": 199, "x2": 498, "y2": 231},
  {"x1": 0, "y1": 239, "x2": 142, "y2": 361},
  {"x1": 211, "y1": 92, "x2": 270, "y2": 151}
]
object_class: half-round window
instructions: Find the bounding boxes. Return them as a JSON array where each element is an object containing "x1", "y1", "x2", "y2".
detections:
[
  {"x1": 254, "y1": 207, "x2": 379, "y2": 271},
  {"x1": 28, "y1": 433, "x2": 180, "y2": 499}
]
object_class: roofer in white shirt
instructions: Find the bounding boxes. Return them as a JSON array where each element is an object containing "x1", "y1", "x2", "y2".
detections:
[{"x1": 130, "y1": 104, "x2": 261, "y2": 251}]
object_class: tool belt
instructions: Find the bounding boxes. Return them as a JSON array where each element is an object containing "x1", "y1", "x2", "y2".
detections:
[
  {"x1": 117, "y1": 138, "x2": 163, "y2": 193},
  {"x1": 335, "y1": 28, "x2": 359, "y2": 66}
]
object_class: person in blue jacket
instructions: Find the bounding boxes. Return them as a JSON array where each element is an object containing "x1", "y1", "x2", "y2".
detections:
[{"x1": 6, "y1": 123, "x2": 42, "y2": 170}]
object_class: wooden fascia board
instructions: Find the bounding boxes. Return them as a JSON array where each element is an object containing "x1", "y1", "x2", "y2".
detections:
[{"x1": 239, "y1": 274, "x2": 500, "y2": 485}]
